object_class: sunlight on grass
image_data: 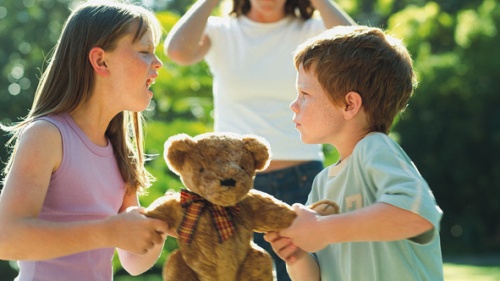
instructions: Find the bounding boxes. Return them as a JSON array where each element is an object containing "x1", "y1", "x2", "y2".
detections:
[
  {"x1": 113, "y1": 263, "x2": 500, "y2": 280},
  {"x1": 444, "y1": 263, "x2": 500, "y2": 281}
]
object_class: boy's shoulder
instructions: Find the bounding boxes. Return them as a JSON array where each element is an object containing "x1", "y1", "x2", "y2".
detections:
[
  {"x1": 353, "y1": 132, "x2": 407, "y2": 161},
  {"x1": 356, "y1": 132, "x2": 394, "y2": 149}
]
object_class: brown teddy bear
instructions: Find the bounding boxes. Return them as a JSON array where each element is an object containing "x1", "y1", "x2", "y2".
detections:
[{"x1": 145, "y1": 132, "x2": 338, "y2": 281}]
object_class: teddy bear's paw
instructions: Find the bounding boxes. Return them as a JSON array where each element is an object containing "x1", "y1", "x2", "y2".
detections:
[{"x1": 309, "y1": 199, "x2": 339, "y2": 216}]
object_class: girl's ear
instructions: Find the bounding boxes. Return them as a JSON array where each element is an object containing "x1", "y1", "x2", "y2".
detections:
[
  {"x1": 89, "y1": 47, "x2": 109, "y2": 76},
  {"x1": 343, "y1": 91, "x2": 363, "y2": 120}
]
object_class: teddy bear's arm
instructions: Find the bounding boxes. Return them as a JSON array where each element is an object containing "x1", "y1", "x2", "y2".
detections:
[
  {"x1": 309, "y1": 199, "x2": 339, "y2": 216},
  {"x1": 143, "y1": 194, "x2": 182, "y2": 235},
  {"x1": 244, "y1": 190, "x2": 297, "y2": 233}
]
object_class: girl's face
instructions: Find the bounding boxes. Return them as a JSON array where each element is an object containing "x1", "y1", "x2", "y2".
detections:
[
  {"x1": 105, "y1": 25, "x2": 162, "y2": 112},
  {"x1": 290, "y1": 64, "x2": 346, "y2": 145}
]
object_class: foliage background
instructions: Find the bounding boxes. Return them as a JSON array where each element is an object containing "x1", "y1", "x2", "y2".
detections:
[{"x1": 0, "y1": 0, "x2": 499, "y2": 279}]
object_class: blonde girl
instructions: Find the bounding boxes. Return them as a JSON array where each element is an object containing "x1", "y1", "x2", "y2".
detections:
[{"x1": 0, "y1": 1, "x2": 168, "y2": 280}]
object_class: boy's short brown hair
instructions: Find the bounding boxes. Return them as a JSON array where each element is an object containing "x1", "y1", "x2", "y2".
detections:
[{"x1": 294, "y1": 25, "x2": 417, "y2": 134}]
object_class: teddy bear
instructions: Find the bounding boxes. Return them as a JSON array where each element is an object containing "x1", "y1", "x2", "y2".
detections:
[{"x1": 144, "y1": 132, "x2": 338, "y2": 281}]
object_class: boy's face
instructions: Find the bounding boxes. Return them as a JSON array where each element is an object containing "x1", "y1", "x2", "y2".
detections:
[{"x1": 290, "y1": 64, "x2": 346, "y2": 145}]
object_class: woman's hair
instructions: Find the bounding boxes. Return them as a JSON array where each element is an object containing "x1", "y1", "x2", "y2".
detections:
[
  {"x1": 1, "y1": 0, "x2": 162, "y2": 193},
  {"x1": 229, "y1": 0, "x2": 315, "y2": 19},
  {"x1": 294, "y1": 25, "x2": 417, "y2": 134}
]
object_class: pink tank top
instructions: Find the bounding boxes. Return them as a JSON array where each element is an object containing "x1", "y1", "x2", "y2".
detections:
[{"x1": 16, "y1": 114, "x2": 126, "y2": 281}]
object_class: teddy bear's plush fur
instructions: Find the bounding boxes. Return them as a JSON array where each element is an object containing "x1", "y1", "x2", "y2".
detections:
[{"x1": 145, "y1": 132, "x2": 339, "y2": 281}]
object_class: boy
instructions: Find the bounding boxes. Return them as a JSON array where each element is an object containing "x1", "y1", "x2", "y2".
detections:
[{"x1": 265, "y1": 25, "x2": 443, "y2": 281}]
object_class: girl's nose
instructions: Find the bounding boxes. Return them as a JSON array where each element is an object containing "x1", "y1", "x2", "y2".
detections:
[{"x1": 153, "y1": 55, "x2": 163, "y2": 69}]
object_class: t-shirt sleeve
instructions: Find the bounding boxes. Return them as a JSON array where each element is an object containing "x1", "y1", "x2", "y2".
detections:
[
  {"x1": 204, "y1": 16, "x2": 224, "y2": 66},
  {"x1": 299, "y1": 17, "x2": 328, "y2": 43},
  {"x1": 359, "y1": 134, "x2": 443, "y2": 244}
]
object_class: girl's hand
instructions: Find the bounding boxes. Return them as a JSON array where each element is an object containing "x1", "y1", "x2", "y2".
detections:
[{"x1": 108, "y1": 207, "x2": 168, "y2": 254}]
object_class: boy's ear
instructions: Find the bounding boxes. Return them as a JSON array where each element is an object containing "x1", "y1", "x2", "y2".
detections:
[
  {"x1": 343, "y1": 91, "x2": 363, "y2": 120},
  {"x1": 89, "y1": 47, "x2": 109, "y2": 76}
]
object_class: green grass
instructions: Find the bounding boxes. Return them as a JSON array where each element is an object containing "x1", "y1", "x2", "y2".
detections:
[
  {"x1": 114, "y1": 263, "x2": 500, "y2": 281},
  {"x1": 115, "y1": 275, "x2": 162, "y2": 281},
  {"x1": 444, "y1": 263, "x2": 500, "y2": 281}
]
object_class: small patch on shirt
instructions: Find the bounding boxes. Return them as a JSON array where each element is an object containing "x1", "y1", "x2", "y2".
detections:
[{"x1": 345, "y1": 193, "x2": 363, "y2": 211}]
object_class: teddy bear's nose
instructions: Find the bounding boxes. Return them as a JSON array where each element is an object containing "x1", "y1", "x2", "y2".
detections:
[{"x1": 220, "y1": 178, "x2": 236, "y2": 187}]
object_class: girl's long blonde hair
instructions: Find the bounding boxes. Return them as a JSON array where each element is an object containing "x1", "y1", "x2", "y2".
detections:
[{"x1": 1, "y1": 1, "x2": 162, "y2": 194}]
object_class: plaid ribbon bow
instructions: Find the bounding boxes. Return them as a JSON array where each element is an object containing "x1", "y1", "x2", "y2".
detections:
[{"x1": 178, "y1": 189, "x2": 240, "y2": 245}]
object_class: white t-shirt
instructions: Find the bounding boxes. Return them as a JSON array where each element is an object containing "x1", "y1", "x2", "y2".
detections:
[
  {"x1": 205, "y1": 15, "x2": 325, "y2": 161},
  {"x1": 307, "y1": 132, "x2": 443, "y2": 280}
]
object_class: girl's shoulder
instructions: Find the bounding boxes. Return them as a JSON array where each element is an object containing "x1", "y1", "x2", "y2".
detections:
[
  {"x1": 22, "y1": 118, "x2": 62, "y2": 141},
  {"x1": 18, "y1": 117, "x2": 63, "y2": 160},
  {"x1": 14, "y1": 117, "x2": 63, "y2": 175}
]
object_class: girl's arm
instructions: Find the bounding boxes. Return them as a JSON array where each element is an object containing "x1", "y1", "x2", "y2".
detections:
[
  {"x1": 164, "y1": 0, "x2": 219, "y2": 65},
  {"x1": 280, "y1": 202, "x2": 433, "y2": 253},
  {"x1": 116, "y1": 192, "x2": 167, "y2": 276},
  {"x1": 0, "y1": 121, "x2": 167, "y2": 260},
  {"x1": 311, "y1": 0, "x2": 356, "y2": 28}
]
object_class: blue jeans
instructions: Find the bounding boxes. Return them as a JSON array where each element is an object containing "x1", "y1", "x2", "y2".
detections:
[{"x1": 253, "y1": 161, "x2": 323, "y2": 281}]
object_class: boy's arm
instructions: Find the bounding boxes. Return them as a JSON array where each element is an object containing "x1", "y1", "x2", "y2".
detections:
[
  {"x1": 264, "y1": 232, "x2": 320, "y2": 281},
  {"x1": 280, "y1": 202, "x2": 433, "y2": 253},
  {"x1": 311, "y1": 0, "x2": 356, "y2": 28},
  {"x1": 164, "y1": 0, "x2": 218, "y2": 65},
  {"x1": 287, "y1": 253, "x2": 321, "y2": 281}
]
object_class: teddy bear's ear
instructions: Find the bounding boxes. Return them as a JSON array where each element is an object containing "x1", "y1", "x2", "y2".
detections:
[
  {"x1": 242, "y1": 136, "x2": 271, "y2": 171},
  {"x1": 164, "y1": 134, "x2": 196, "y2": 174}
]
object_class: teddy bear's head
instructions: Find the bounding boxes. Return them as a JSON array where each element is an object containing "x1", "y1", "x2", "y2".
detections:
[{"x1": 164, "y1": 132, "x2": 270, "y2": 206}]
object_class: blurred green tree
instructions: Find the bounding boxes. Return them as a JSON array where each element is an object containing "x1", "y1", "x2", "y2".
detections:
[
  {"x1": 391, "y1": 0, "x2": 500, "y2": 254},
  {"x1": 0, "y1": 0, "x2": 74, "y2": 173}
]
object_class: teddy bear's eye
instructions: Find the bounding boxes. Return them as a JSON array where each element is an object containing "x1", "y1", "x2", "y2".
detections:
[
  {"x1": 199, "y1": 167, "x2": 204, "y2": 173},
  {"x1": 239, "y1": 165, "x2": 248, "y2": 172}
]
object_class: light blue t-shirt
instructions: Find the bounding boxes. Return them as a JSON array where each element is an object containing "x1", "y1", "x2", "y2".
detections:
[{"x1": 307, "y1": 132, "x2": 443, "y2": 281}]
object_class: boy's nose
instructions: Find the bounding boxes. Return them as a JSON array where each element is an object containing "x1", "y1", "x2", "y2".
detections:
[{"x1": 290, "y1": 99, "x2": 299, "y2": 113}]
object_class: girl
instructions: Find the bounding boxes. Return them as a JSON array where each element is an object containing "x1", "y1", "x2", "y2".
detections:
[{"x1": 0, "y1": 1, "x2": 168, "y2": 280}]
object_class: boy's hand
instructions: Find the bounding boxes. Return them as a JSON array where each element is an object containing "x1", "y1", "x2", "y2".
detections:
[
  {"x1": 264, "y1": 231, "x2": 308, "y2": 264},
  {"x1": 279, "y1": 203, "x2": 329, "y2": 253}
]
